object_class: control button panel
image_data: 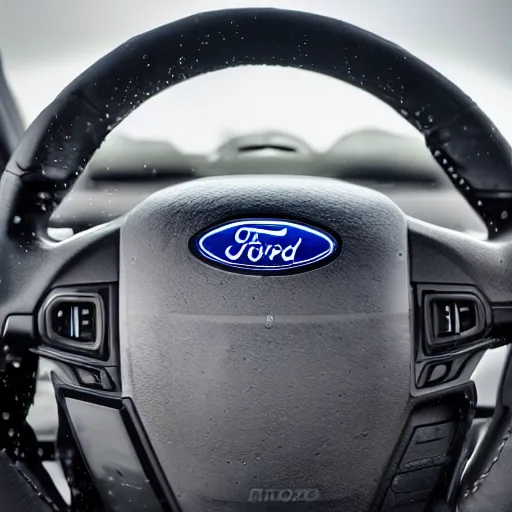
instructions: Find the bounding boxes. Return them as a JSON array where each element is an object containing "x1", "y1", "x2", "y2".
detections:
[
  {"x1": 424, "y1": 292, "x2": 488, "y2": 352},
  {"x1": 431, "y1": 299, "x2": 477, "y2": 338},
  {"x1": 382, "y1": 421, "x2": 457, "y2": 511},
  {"x1": 400, "y1": 422, "x2": 457, "y2": 469},
  {"x1": 50, "y1": 301, "x2": 97, "y2": 343},
  {"x1": 40, "y1": 291, "x2": 104, "y2": 352}
]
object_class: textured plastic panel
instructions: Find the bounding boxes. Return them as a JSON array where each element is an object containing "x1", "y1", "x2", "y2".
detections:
[{"x1": 64, "y1": 397, "x2": 165, "y2": 511}]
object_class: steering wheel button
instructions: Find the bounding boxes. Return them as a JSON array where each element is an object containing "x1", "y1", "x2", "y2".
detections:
[
  {"x1": 414, "y1": 422, "x2": 457, "y2": 444},
  {"x1": 432, "y1": 301, "x2": 456, "y2": 336},
  {"x1": 39, "y1": 290, "x2": 105, "y2": 353},
  {"x1": 423, "y1": 291, "x2": 488, "y2": 352},
  {"x1": 426, "y1": 363, "x2": 450, "y2": 385},
  {"x1": 75, "y1": 367, "x2": 102, "y2": 388},
  {"x1": 458, "y1": 302, "x2": 477, "y2": 333},
  {"x1": 392, "y1": 467, "x2": 441, "y2": 493}
]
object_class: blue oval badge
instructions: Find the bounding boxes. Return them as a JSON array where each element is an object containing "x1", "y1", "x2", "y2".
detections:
[{"x1": 194, "y1": 219, "x2": 339, "y2": 273}]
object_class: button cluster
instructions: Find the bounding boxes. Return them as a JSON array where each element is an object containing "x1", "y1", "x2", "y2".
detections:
[
  {"x1": 41, "y1": 292, "x2": 104, "y2": 351},
  {"x1": 51, "y1": 302, "x2": 96, "y2": 343},
  {"x1": 424, "y1": 292, "x2": 487, "y2": 352},
  {"x1": 382, "y1": 421, "x2": 458, "y2": 510},
  {"x1": 431, "y1": 300, "x2": 477, "y2": 339}
]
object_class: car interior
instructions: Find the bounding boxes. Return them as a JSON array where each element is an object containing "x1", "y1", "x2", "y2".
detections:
[{"x1": 1, "y1": 7, "x2": 512, "y2": 512}]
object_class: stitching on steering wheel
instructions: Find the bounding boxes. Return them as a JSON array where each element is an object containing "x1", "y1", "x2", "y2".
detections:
[{"x1": 463, "y1": 424, "x2": 512, "y2": 498}]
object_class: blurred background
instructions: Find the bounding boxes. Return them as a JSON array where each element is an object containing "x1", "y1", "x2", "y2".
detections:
[
  {"x1": 2, "y1": 0, "x2": 512, "y2": 151},
  {"x1": 1, "y1": 0, "x2": 511, "y2": 503}
]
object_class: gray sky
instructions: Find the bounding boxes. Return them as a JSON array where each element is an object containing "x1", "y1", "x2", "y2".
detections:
[{"x1": 1, "y1": 0, "x2": 511, "y2": 152}]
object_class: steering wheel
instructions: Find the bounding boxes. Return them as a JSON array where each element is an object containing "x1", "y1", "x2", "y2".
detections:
[{"x1": 2, "y1": 8, "x2": 512, "y2": 512}]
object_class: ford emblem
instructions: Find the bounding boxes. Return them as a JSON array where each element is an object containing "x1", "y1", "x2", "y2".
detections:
[{"x1": 193, "y1": 219, "x2": 339, "y2": 273}]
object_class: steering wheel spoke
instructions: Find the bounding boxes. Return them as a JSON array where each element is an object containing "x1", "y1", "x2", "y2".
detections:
[
  {"x1": 408, "y1": 217, "x2": 512, "y2": 398},
  {"x1": 0, "y1": 175, "x2": 122, "y2": 510},
  {"x1": 1, "y1": 219, "x2": 120, "y2": 352}
]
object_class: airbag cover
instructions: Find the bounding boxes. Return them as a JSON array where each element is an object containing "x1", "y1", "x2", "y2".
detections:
[{"x1": 119, "y1": 175, "x2": 411, "y2": 511}]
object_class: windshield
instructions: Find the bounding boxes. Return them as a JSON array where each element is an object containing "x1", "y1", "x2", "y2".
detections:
[{"x1": 2, "y1": 0, "x2": 512, "y2": 153}]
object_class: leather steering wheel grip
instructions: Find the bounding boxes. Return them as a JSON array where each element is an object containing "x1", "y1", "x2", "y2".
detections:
[{"x1": 3, "y1": 8, "x2": 512, "y2": 237}]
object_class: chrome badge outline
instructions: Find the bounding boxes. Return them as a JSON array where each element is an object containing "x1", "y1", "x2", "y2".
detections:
[{"x1": 193, "y1": 219, "x2": 340, "y2": 274}]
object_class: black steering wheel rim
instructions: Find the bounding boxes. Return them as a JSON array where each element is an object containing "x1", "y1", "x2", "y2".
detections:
[
  {"x1": 3, "y1": 7, "x2": 512, "y2": 239},
  {"x1": 1, "y1": 8, "x2": 512, "y2": 512}
]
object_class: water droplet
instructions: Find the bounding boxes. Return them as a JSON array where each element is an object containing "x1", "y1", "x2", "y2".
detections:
[
  {"x1": 12, "y1": 361, "x2": 21, "y2": 369},
  {"x1": 265, "y1": 315, "x2": 274, "y2": 329},
  {"x1": 2, "y1": 412, "x2": 10, "y2": 421},
  {"x1": 12, "y1": 216, "x2": 21, "y2": 224},
  {"x1": 8, "y1": 428, "x2": 15, "y2": 437},
  {"x1": 502, "y1": 211, "x2": 509, "y2": 220}
]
